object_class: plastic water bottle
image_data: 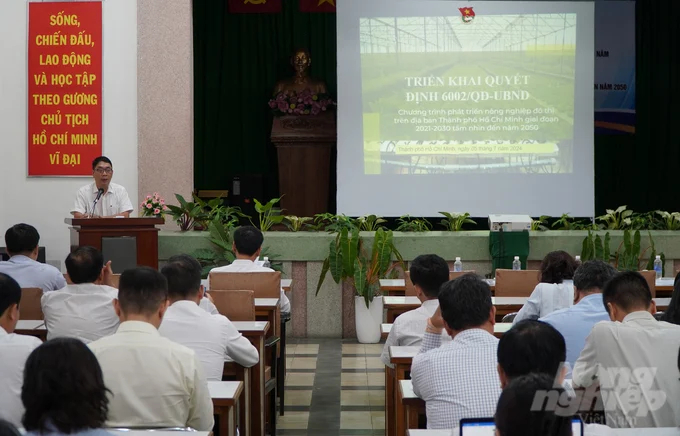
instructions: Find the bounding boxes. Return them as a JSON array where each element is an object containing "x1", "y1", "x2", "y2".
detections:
[
  {"x1": 262, "y1": 257, "x2": 271, "y2": 268},
  {"x1": 512, "y1": 256, "x2": 521, "y2": 271},
  {"x1": 575, "y1": 255, "x2": 581, "y2": 265},
  {"x1": 453, "y1": 257, "x2": 463, "y2": 272},
  {"x1": 654, "y1": 255, "x2": 662, "y2": 279}
]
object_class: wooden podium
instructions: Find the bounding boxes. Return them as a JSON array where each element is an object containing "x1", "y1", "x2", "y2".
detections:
[
  {"x1": 271, "y1": 111, "x2": 336, "y2": 217},
  {"x1": 65, "y1": 218, "x2": 164, "y2": 269}
]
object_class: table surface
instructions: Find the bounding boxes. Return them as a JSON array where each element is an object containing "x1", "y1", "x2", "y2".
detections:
[
  {"x1": 231, "y1": 321, "x2": 269, "y2": 332},
  {"x1": 109, "y1": 432, "x2": 211, "y2": 436},
  {"x1": 208, "y1": 380, "x2": 242, "y2": 400},
  {"x1": 390, "y1": 346, "x2": 420, "y2": 360},
  {"x1": 400, "y1": 379, "x2": 417, "y2": 399},
  {"x1": 16, "y1": 320, "x2": 45, "y2": 330},
  {"x1": 254, "y1": 298, "x2": 280, "y2": 308},
  {"x1": 382, "y1": 323, "x2": 512, "y2": 336},
  {"x1": 408, "y1": 428, "x2": 680, "y2": 435},
  {"x1": 202, "y1": 278, "x2": 292, "y2": 291},
  {"x1": 382, "y1": 277, "x2": 675, "y2": 289},
  {"x1": 383, "y1": 296, "x2": 671, "y2": 308}
]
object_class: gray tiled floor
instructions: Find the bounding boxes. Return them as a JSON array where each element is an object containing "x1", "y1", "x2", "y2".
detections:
[{"x1": 278, "y1": 339, "x2": 385, "y2": 436}]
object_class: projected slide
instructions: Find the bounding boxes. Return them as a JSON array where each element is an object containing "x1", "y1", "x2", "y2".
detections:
[
  {"x1": 337, "y1": 1, "x2": 594, "y2": 217},
  {"x1": 361, "y1": 14, "x2": 576, "y2": 175}
]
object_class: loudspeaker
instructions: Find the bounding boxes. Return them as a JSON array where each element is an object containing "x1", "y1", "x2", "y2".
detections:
[{"x1": 230, "y1": 173, "x2": 264, "y2": 220}]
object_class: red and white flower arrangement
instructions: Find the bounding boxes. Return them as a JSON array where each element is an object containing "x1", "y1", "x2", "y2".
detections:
[
  {"x1": 140, "y1": 192, "x2": 169, "y2": 218},
  {"x1": 268, "y1": 89, "x2": 335, "y2": 116}
]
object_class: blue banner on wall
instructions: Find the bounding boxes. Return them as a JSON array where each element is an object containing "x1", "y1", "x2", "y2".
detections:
[{"x1": 595, "y1": 1, "x2": 635, "y2": 134}]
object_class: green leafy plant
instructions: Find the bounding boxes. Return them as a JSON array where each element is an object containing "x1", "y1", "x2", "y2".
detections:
[
  {"x1": 531, "y1": 215, "x2": 550, "y2": 231},
  {"x1": 596, "y1": 206, "x2": 633, "y2": 230},
  {"x1": 284, "y1": 216, "x2": 312, "y2": 232},
  {"x1": 395, "y1": 215, "x2": 432, "y2": 232},
  {"x1": 656, "y1": 211, "x2": 680, "y2": 230},
  {"x1": 251, "y1": 197, "x2": 284, "y2": 231},
  {"x1": 166, "y1": 194, "x2": 205, "y2": 231},
  {"x1": 193, "y1": 194, "x2": 245, "y2": 230},
  {"x1": 439, "y1": 212, "x2": 476, "y2": 231},
  {"x1": 581, "y1": 230, "x2": 611, "y2": 262},
  {"x1": 615, "y1": 230, "x2": 642, "y2": 271},
  {"x1": 316, "y1": 227, "x2": 404, "y2": 308},
  {"x1": 312, "y1": 213, "x2": 357, "y2": 233},
  {"x1": 628, "y1": 211, "x2": 663, "y2": 231},
  {"x1": 355, "y1": 215, "x2": 387, "y2": 231}
]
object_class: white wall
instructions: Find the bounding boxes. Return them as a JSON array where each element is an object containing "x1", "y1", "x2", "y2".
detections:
[{"x1": 0, "y1": 0, "x2": 138, "y2": 269}]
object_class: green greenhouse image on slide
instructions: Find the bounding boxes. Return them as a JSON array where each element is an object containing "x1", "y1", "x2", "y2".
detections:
[{"x1": 360, "y1": 14, "x2": 577, "y2": 175}]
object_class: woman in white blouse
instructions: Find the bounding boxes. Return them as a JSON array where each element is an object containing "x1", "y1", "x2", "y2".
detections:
[{"x1": 513, "y1": 251, "x2": 578, "y2": 323}]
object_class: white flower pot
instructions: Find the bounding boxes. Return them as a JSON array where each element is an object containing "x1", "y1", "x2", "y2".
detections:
[{"x1": 354, "y1": 295, "x2": 383, "y2": 344}]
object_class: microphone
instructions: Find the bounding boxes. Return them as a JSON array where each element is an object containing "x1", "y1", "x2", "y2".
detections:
[{"x1": 91, "y1": 188, "x2": 104, "y2": 217}]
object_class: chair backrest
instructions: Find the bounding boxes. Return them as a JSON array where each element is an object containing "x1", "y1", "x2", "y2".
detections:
[
  {"x1": 494, "y1": 269, "x2": 541, "y2": 297},
  {"x1": 639, "y1": 270, "x2": 656, "y2": 298},
  {"x1": 405, "y1": 271, "x2": 475, "y2": 296},
  {"x1": 209, "y1": 271, "x2": 281, "y2": 299},
  {"x1": 210, "y1": 289, "x2": 256, "y2": 321},
  {"x1": 20, "y1": 288, "x2": 44, "y2": 320}
]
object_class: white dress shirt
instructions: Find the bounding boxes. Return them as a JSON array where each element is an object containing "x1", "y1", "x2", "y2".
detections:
[
  {"x1": 89, "y1": 321, "x2": 214, "y2": 430},
  {"x1": 72, "y1": 182, "x2": 133, "y2": 216},
  {"x1": 0, "y1": 327, "x2": 42, "y2": 427},
  {"x1": 380, "y1": 299, "x2": 450, "y2": 367},
  {"x1": 199, "y1": 297, "x2": 219, "y2": 315},
  {"x1": 411, "y1": 329, "x2": 501, "y2": 429},
  {"x1": 572, "y1": 311, "x2": 680, "y2": 428},
  {"x1": 0, "y1": 255, "x2": 66, "y2": 293},
  {"x1": 41, "y1": 283, "x2": 119, "y2": 343},
  {"x1": 210, "y1": 259, "x2": 291, "y2": 313},
  {"x1": 513, "y1": 280, "x2": 574, "y2": 323},
  {"x1": 159, "y1": 300, "x2": 259, "y2": 380}
]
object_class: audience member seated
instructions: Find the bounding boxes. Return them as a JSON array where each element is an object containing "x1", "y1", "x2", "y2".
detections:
[
  {"x1": 159, "y1": 254, "x2": 259, "y2": 380},
  {"x1": 209, "y1": 226, "x2": 290, "y2": 314},
  {"x1": 660, "y1": 271, "x2": 680, "y2": 324},
  {"x1": 88, "y1": 267, "x2": 213, "y2": 430},
  {"x1": 572, "y1": 271, "x2": 680, "y2": 428},
  {"x1": 513, "y1": 250, "x2": 577, "y2": 323},
  {"x1": 380, "y1": 254, "x2": 450, "y2": 367},
  {"x1": 495, "y1": 373, "x2": 573, "y2": 436},
  {"x1": 497, "y1": 320, "x2": 567, "y2": 388},
  {"x1": 22, "y1": 338, "x2": 112, "y2": 436},
  {"x1": 411, "y1": 274, "x2": 501, "y2": 429},
  {"x1": 0, "y1": 420, "x2": 21, "y2": 436},
  {"x1": 0, "y1": 273, "x2": 42, "y2": 427},
  {"x1": 41, "y1": 246, "x2": 118, "y2": 343},
  {"x1": 0, "y1": 224, "x2": 65, "y2": 292},
  {"x1": 541, "y1": 260, "x2": 617, "y2": 372}
]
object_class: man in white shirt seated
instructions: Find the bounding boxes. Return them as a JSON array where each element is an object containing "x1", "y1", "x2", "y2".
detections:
[
  {"x1": 41, "y1": 246, "x2": 118, "y2": 343},
  {"x1": 0, "y1": 273, "x2": 42, "y2": 427},
  {"x1": 380, "y1": 254, "x2": 450, "y2": 367},
  {"x1": 71, "y1": 156, "x2": 133, "y2": 218},
  {"x1": 0, "y1": 224, "x2": 66, "y2": 293},
  {"x1": 209, "y1": 226, "x2": 290, "y2": 314},
  {"x1": 572, "y1": 271, "x2": 680, "y2": 428},
  {"x1": 89, "y1": 267, "x2": 214, "y2": 430},
  {"x1": 411, "y1": 274, "x2": 501, "y2": 429},
  {"x1": 159, "y1": 254, "x2": 259, "y2": 380}
]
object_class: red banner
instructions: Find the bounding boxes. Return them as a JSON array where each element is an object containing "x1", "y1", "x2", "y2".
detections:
[
  {"x1": 228, "y1": 0, "x2": 282, "y2": 14},
  {"x1": 28, "y1": 2, "x2": 102, "y2": 176},
  {"x1": 299, "y1": 0, "x2": 336, "y2": 13}
]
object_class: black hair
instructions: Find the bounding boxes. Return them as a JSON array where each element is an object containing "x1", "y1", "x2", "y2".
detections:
[
  {"x1": 233, "y1": 226, "x2": 264, "y2": 256},
  {"x1": 409, "y1": 254, "x2": 449, "y2": 298},
  {"x1": 0, "y1": 420, "x2": 21, "y2": 436},
  {"x1": 5, "y1": 224, "x2": 39, "y2": 255},
  {"x1": 64, "y1": 246, "x2": 104, "y2": 284},
  {"x1": 22, "y1": 338, "x2": 109, "y2": 434},
  {"x1": 91, "y1": 156, "x2": 112, "y2": 170},
  {"x1": 117, "y1": 267, "x2": 168, "y2": 316},
  {"x1": 495, "y1": 373, "x2": 573, "y2": 436},
  {"x1": 438, "y1": 274, "x2": 492, "y2": 331},
  {"x1": 602, "y1": 271, "x2": 652, "y2": 314},
  {"x1": 573, "y1": 260, "x2": 617, "y2": 293},
  {"x1": 661, "y1": 271, "x2": 680, "y2": 325},
  {"x1": 0, "y1": 273, "x2": 21, "y2": 317},
  {"x1": 540, "y1": 251, "x2": 578, "y2": 284},
  {"x1": 498, "y1": 320, "x2": 566, "y2": 381},
  {"x1": 161, "y1": 254, "x2": 202, "y2": 300}
]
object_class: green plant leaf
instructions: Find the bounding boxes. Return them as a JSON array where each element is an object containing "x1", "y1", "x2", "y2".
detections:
[
  {"x1": 315, "y1": 257, "x2": 330, "y2": 296},
  {"x1": 329, "y1": 239, "x2": 343, "y2": 284},
  {"x1": 353, "y1": 257, "x2": 367, "y2": 299},
  {"x1": 604, "y1": 233, "x2": 611, "y2": 261}
]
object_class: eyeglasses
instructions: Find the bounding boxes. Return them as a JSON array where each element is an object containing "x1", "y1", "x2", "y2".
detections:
[{"x1": 94, "y1": 167, "x2": 113, "y2": 174}]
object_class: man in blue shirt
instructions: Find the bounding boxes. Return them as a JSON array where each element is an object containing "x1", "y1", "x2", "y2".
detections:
[
  {"x1": 540, "y1": 260, "x2": 617, "y2": 373},
  {"x1": 0, "y1": 224, "x2": 65, "y2": 293}
]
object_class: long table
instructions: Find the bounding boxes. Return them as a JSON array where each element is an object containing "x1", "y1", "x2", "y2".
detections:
[
  {"x1": 408, "y1": 428, "x2": 680, "y2": 435},
  {"x1": 203, "y1": 278, "x2": 292, "y2": 293},
  {"x1": 208, "y1": 381, "x2": 243, "y2": 436},
  {"x1": 382, "y1": 323, "x2": 512, "y2": 340}
]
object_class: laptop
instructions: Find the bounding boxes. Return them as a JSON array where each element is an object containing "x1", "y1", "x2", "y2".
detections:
[{"x1": 460, "y1": 417, "x2": 584, "y2": 436}]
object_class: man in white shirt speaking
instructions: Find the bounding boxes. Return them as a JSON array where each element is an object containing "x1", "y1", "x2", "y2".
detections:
[
  {"x1": 71, "y1": 156, "x2": 133, "y2": 218},
  {"x1": 210, "y1": 226, "x2": 291, "y2": 314},
  {"x1": 159, "y1": 254, "x2": 259, "y2": 380},
  {"x1": 41, "y1": 246, "x2": 119, "y2": 343},
  {"x1": 380, "y1": 254, "x2": 450, "y2": 367},
  {"x1": 89, "y1": 267, "x2": 214, "y2": 430},
  {"x1": 0, "y1": 273, "x2": 42, "y2": 427}
]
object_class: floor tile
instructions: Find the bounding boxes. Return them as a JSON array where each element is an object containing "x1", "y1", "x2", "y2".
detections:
[
  {"x1": 368, "y1": 391, "x2": 385, "y2": 407},
  {"x1": 367, "y1": 375, "x2": 385, "y2": 387},
  {"x1": 290, "y1": 357, "x2": 318, "y2": 369},
  {"x1": 295, "y1": 344, "x2": 319, "y2": 354},
  {"x1": 286, "y1": 390, "x2": 313, "y2": 407},
  {"x1": 286, "y1": 357, "x2": 294, "y2": 368},
  {"x1": 341, "y1": 357, "x2": 366, "y2": 369},
  {"x1": 342, "y1": 344, "x2": 366, "y2": 354},
  {"x1": 366, "y1": 357, "x2": 385, "y2": 369},
  {"x1": 341, "y1": 372, "x2": 368, "y2": 387},
  {"x1": 340, "y1": 411, "x2": 373, "y2": 430},
  {"x1": 340, "y1": 390, "x2": 371, "y2": 406},
  {"x1": 286, "y1": 344, "x2": 297, "y2": 355},
  {"x1": 364, "y1": 344, "x2": 385, "y2": 354},
  {"x1": 286, "y1": 372, "x2": 316, "y2": 387},
  {"x1": 278, "y1": 411, "x2": 310, "y2": 429},
  {"x1": 371, "y1": 411, "x2": 385, "y2": 429}
]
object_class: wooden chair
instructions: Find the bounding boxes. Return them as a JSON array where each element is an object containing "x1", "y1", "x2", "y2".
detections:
[
  {"x1": 20, "y1": 288, "x2": 44, "y2": 320},
  {"x1": 494, "y1": 269, "x2": 541, "y2": 297},
  {"x1": 404, "y1": 271, "x2": 475, "y2": 296},
  {"x1": 210, "y1": 289, "x2": 256, "y2": 321},
  {"x1": 639, "y1": 270, "x2": 656, "y2": 298},
  {"x1": 209, "y1": 271, "x2": 281, "y2": 299}
]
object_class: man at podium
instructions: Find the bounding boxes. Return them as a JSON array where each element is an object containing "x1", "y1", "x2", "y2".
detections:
[{"x1": 71, "y1": 156, "x2": 133, "y2": 218}]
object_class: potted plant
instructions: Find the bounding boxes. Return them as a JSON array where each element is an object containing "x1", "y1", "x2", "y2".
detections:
[
  {"x1": 316, "y1": 227, "x2": 404, "y2": 343},
  {"x1": 166, "y1": 194, "x2": 205, "y2": 231}
]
